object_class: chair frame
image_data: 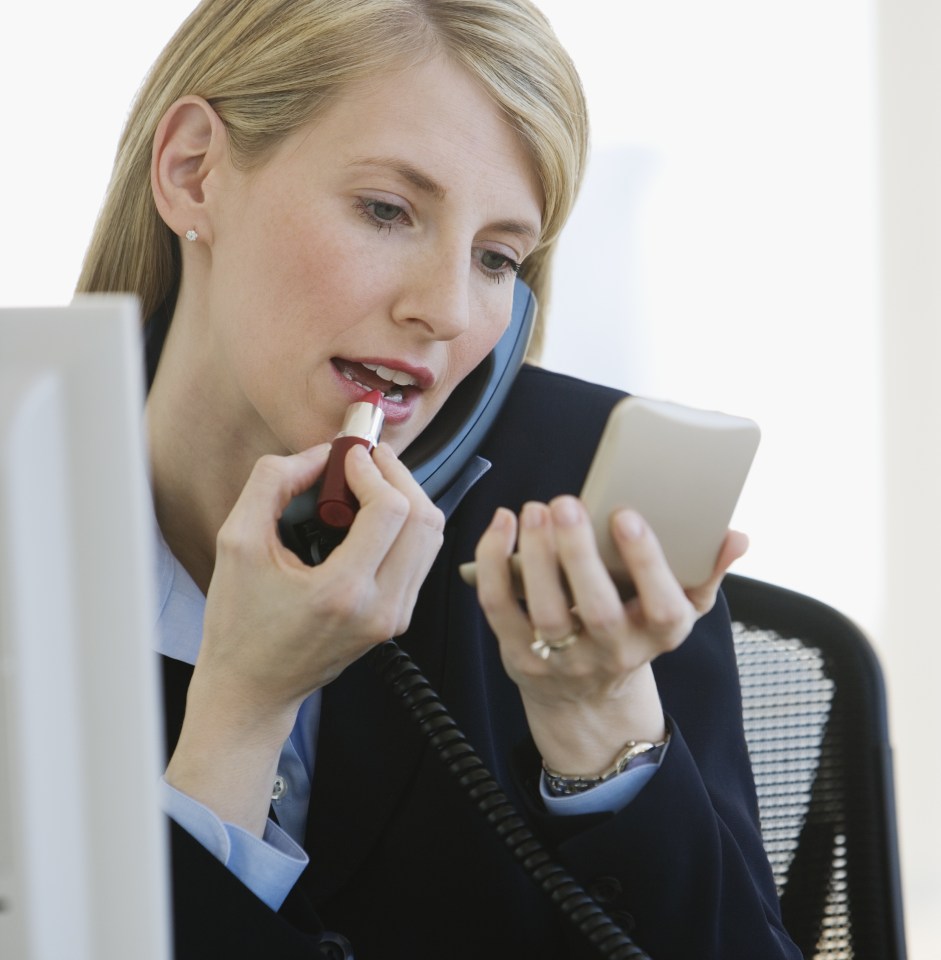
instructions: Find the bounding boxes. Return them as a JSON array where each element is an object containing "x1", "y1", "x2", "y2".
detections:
[{"x1": 723, "y1": 573, "x2": 907, "y2": 960}]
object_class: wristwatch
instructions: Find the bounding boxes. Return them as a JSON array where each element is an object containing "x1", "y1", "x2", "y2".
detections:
[{"x1": 542, "y1": 733, "x2": 670, "y2": 798}]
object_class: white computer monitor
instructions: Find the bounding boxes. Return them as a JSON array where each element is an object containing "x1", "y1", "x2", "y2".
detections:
[{"x1": 0, "y1": 296, "x2": 170, "y2": 960}]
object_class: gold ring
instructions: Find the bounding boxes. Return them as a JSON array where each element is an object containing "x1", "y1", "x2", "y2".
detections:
[{"x1": 530, "y1": 623, "x2": 581, "y2": 660}]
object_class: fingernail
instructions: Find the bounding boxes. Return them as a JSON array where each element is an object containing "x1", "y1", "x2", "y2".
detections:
[
  {"x1": 521, "y1": 501, "x2": 545, "y2": 528},
  {"x1": 614, "y1": 509, "x2": 645, "y2": 540},
  {"x1": 551, "y1": 496, "x2": 582, "y2": 527},
  {"x1": 489, "y1": 507, "x2": 514, "y2": 532}
]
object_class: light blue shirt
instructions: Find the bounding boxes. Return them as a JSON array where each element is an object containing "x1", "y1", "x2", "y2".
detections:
[{"x1": 153, "y1": 528, "x2": 662, "y2": 911}]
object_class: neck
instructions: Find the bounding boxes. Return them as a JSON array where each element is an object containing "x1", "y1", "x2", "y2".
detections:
[
  {"x1": 148, "y1": 404, "x2": 239, "y2": 595},
  {"x1": 145, "y1": 302, "x2": 265, "y2": 594}
]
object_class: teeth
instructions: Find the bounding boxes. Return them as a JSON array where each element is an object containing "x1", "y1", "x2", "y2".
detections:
[
  {"x1": 340, "y1": 368, "x2": 372, "y2": 390},
  {"x1": 340, "y1": 363, "x2": 406, "y2": 401},
  {"x1": 361, "y1": 362, "x2": 418, "y2": 387}
]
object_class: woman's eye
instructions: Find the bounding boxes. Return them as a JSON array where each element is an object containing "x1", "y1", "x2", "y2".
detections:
[
  {"x1": 370, "y1": 201, "x2": 402, "y2": 222},
  {"x1": 479, "y1": 249, "x2": 522, "y2": 281},
  {"x1": 355, "y1": 198, "x2": 408, "y2": 231}
]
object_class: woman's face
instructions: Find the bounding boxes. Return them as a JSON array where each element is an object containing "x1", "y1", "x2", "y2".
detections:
[{"x1": 200, "y1": 54, "x2": 543, "y2": 459}]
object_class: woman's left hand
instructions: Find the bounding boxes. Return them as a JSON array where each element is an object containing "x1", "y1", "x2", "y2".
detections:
[{"x1": 472, "y1": 495, "x2": 748, "y2": 777}]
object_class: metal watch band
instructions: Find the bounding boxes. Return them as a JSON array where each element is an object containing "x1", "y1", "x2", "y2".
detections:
[{"x1": 542, "y1": 733, "x2": 671, "y2": 798}]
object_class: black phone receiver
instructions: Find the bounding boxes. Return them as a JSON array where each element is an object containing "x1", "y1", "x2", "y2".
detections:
[
  {"x1": 279, "y1": 277, "x2": 537, "y2": 563},
  {"x1": 399, "y1": 276, "x2": 535, "y2": 501}
]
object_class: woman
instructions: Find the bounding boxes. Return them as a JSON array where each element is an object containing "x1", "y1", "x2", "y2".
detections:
[{"x1": 78, "y1": 1, "x2": 799, "y2": 958}]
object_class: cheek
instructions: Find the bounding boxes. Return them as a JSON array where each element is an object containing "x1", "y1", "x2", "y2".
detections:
[
  {"x1": 452, "y1": 301, "x2": 513, "y2": 379},
  {"x1": 222, "y1": 183, "x2": 354, "y2": 304},
  {"x1": 220, "y1": 224, "x2": 360, "y2": 351}
]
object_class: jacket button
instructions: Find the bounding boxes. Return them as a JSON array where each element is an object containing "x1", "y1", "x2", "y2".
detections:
[
  {"x1": 316, "y1": 932, "x2": 353, "y2": 959},
  {"x1": 587, "y1": 875, "x2": 623, "y2": 904}
]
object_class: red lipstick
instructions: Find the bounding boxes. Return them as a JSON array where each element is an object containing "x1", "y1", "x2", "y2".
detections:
[{"x1": 315, "y1": 389, "x2": 385, "y2": 529}]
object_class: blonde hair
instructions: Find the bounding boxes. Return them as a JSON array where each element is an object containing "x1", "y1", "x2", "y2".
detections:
[{"x1": 76, "y1": 0, "x2": 588, "y2": 359}]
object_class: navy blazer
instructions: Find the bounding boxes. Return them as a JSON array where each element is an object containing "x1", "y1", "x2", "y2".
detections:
[{"x1": 162, "y1": 364, "x2": 800, "y2": 960}]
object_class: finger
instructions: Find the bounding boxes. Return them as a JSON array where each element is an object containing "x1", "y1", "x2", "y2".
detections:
[
  {"x1": 718, "y1": 529, "x2": 750, "y2": 571},
  {"x1": 367, "y1": 442, "x2": 445, "y2": 590},
  {"x1": 686, "y1": 529, "x2": 749, "y2": 613},
  {"x1": 610, "y1": 509, "x2": 696, "y2": 650},
  {"x1": 361, "y1": 440, "x2": 425, "y2": 495},
  {"x1": 327, "y1": 443, "x2": 412, "y2": 573},
  {"x1": 223, "y1": 444, "x2": 332, "y2": 547},
  {"x1": 329, "y1": 444, "x2": 444, "y2": 634},
  {"x1": 474, "y1": 508, "x2": 533, "y2": 643},
  {"x1": 546, "y1": 496, "x2": 624, "y2": 638},
  {"x1": 517, "y1": 502, "x2": 578, "y2": 641},
  {"x1": 357, "y1": 443, "x2": 445, "y2": 573}
]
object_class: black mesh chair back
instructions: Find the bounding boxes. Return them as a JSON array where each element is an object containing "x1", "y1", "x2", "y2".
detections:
[{"x1": 723, "y1": 573, "x2": 907, "y2": 960}]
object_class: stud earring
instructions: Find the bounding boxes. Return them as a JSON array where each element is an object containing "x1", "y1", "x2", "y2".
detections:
[{"x1": 184, "y1": 228, "x2": 198, "y2": 242}]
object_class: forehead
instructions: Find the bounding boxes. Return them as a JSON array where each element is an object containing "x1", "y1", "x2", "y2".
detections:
[{"x1": 269, "y1": 55, "x2": 543, "y2": 223}]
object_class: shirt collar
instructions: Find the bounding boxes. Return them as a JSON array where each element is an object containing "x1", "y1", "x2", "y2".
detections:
[{"x1": 153, "y1": 523, "x2": 205, "y2": 666}]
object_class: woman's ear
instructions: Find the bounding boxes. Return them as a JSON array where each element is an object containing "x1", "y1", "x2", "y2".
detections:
[{"x1": 151, "y1": 96, "x2": 228, "y2": 244}]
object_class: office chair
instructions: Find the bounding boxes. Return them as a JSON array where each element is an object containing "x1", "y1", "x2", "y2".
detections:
[{"x1": 723, "y1": 573, "x2": 907, "y2": 960}]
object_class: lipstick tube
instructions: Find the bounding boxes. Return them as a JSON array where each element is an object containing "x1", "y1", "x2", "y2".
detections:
[{"x1": 315, "y1": 389, "x2": 385, "y2": 530}]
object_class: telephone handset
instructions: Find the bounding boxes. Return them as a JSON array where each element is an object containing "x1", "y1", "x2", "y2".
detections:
[
  {"x1": 278, "y1": 276, "x2": 536, "y2": 561},
  {"x1": 398, "y1": 275, "x2": 535, "y2": 499}
]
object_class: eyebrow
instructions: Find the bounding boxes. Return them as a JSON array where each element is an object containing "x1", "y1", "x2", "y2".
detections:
[
  {"x1": 347, "y1": 155, "x2": 540, "y2": 243},
  {"x1": 348, "y1": 156, "x2": 447, "y2": 201}
]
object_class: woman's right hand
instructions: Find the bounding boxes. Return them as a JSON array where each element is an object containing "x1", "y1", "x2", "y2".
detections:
[{"x1": 164, "y1": 440, "x2": 445, "y2": 834}]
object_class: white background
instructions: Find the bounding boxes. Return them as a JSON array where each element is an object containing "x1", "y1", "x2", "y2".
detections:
[{"x1": 1, "y1": 1, "x2": 937, "y2": 955}]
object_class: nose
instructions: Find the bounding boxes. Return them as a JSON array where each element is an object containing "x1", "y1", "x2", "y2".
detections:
[{"x1": 391, "y1": 245, "x2": 471, "y2": 342}]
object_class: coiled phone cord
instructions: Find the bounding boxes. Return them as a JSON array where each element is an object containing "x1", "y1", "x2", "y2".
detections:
[{"x1": 367, "y1": 638, "x2": 653, "y2": 960}]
